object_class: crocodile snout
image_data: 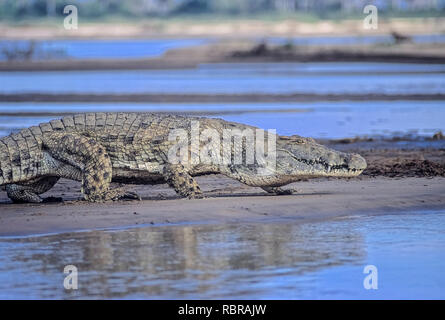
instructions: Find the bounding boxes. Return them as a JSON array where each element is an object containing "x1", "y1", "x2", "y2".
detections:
[{"x1": 349, "y1": 153, "x2": 367, "y2": 172}]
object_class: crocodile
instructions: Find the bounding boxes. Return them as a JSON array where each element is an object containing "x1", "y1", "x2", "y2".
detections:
[{"x1": 0, "y1": 113, "x2": 366, "y2": 203}]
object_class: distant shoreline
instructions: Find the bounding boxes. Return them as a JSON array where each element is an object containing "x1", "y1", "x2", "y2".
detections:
[
  {"x1": 1, "y1": 36, "x2": 445, "y2": 72},
  {"x1": 1, "y1": 51, "x2": 445, "y2": 72},
  {"x1": 1, "y1": 17, "x2": 444, "y2": 40},
  {"x1": 1, "y1": 93, "x2": 445, "y2": 103}
]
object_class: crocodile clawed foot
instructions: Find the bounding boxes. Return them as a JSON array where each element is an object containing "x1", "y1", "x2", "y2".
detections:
[
  {"x1": 84, "y1": 188, "x2": 142, "y2": 202},
  {"x1": 188, "y1": 192, "x2": 205, "y2": 200},
  {"x1": 6, "y1": 186, "x2": 43, "y2": 204},
  {"x1": 119, "y1": 191, "x2": 142, "y2": 201},
  {"x1": 278, "y1": 188, "x2": 300, "y2": 195},
  {"x1": 110, "y1": 190, "x2": 142, "y2": 201},
  {"x1": 262, "y1": 187, "x2": 297, "y2": 195},
  {"x1": 11, "y1": 195, "x2": 42, "y2": 204},
  {"x1": 42, "y1": 196, "x2": 64, "y2": 203}
]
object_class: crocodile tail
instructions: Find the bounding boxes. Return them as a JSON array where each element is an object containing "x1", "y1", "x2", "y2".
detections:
[{"x1": 0, "y1": 140, "x2": 9, "y2": 185}]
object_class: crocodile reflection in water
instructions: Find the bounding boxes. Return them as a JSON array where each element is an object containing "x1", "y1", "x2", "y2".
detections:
[{"x1": 0, "y1": 222, "x2": 365, "y2": 299}]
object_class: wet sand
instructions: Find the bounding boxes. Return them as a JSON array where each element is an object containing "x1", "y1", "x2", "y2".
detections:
[
  {"x1": 0, "y1": 176, "x2": 444, "y2": 237},
  {"x1": 1, "y1": 139, "x2": 444, "y2": 237}
]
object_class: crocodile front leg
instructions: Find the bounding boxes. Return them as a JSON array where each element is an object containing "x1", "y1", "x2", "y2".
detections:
[
  {"x1": 6, "y1": 176, "x2": 60, "y2": 203},
  {"x1": 43, "y1": 132, "x2": 140, "y2": 202},
  {"x1": 162, "y1": 164, "x2": 203, "y2": 199}
]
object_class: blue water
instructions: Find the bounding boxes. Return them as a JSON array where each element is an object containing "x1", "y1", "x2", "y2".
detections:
[
  {"x1": 220, "y1": 101, "x2": 445, "y2": 138},
  {"x1": 0, "y1": 62, "x2": 443, "y2": 138},
  {"x1": 0, "y1": 38, "x2": 209, "y2": 60},
  {"x1": 1, "y1": 62, "x2": 444, "y2": 95},
  {"x1": 0, "y1": 211, "x2": 443, "y2": 299},
  {"x1": 1, "y1": 100, "x2": 444, "y2": 139}
]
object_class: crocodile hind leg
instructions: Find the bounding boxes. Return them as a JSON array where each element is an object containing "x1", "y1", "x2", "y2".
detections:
[
  {"x1": 43, "y1": 132, "x2": 140, "y2": 202},
  {"x1": 162, "y1": 164, "x2": 203, "y2": 199},
  {"x1": 6, "y1": 176, "x2": 60, "y2": 203}
]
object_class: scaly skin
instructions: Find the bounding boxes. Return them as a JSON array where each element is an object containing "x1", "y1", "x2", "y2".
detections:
[{"x1": 0, "y1": 113, "x2": 367, "y2": 203}]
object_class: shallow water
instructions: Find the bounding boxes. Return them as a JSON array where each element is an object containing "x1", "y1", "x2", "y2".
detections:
[
  {"x1": 220, "y1": 100, "x2": 445, "y2": 138},
  {"x1": 1, "y1": 62, "x2": 444, "y2": 95},
  {"x1": 0, "y1": 211, "x2": 444, "y2": 299},
  {"x1": 1, "y1": 62, "x2": 444, "y2": 139},
  {"x1": 1, "y1": 100, "x2": 444, "y2": 139}
]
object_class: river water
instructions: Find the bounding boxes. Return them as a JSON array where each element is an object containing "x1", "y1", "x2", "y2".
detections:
[
  {"x1": 0, "y1": 100, "x2": 444, "y2": 139},
  {"x1": 0, "y1": 211, "x2": 444, "y2": 299},
  {"x1": 1, "y1": 62, "x2": 445, "y2": 95},
  {"x1": 0, "y1": 62, "x2": 444, "y2": 138}
]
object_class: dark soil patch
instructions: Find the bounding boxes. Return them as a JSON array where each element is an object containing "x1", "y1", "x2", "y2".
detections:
[{"x1": 364, "y1": 159, "x2": 445, "y2": 178}]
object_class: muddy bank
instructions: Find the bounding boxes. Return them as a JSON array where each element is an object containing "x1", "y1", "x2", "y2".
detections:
[
  {"x1": 0, "y1": 176, "x2": 444, "y2": 237},
  {"x1": 2, "y1": 50, "x2": 444, "y2": 72},
  {"x1": 363, "y1": 159, "x2": 445, "y2": 178},
  {"x1": 362, "y1": 148, "x2": 445, "y2": 178},
  {"x1": 1, "y1": 40, "x2": 445, "y2": 71},
  {"x1": 2, "y1": 93, "x2": 445, "y2": 103},
  {"x1": 322, "y1": 137, "x2": 445, "y2": 178},
  {"x1": 0, "y1": 56, "x2": 201, "y2": 71},
  {"x1": 1, "y1": 141, "x2": 445, "y2": 237},
  {"x1": 231, "y1": 42, "x2": 445, "y2": 64}
]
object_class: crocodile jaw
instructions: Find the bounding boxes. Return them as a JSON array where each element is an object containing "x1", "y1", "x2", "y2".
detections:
[{"x1": 275, "y1": 136, "x2": 367, "y2": 178}]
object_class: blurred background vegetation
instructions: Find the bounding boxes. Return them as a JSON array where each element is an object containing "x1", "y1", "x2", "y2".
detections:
[{"x1": 1, "y1": 0, "x2": 444, "y2": 22}]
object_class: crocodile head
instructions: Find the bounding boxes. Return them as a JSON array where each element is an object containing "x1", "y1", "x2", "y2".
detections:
[{"x1": 275, "y1": 135, "x2": 367, "y2": 178}]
